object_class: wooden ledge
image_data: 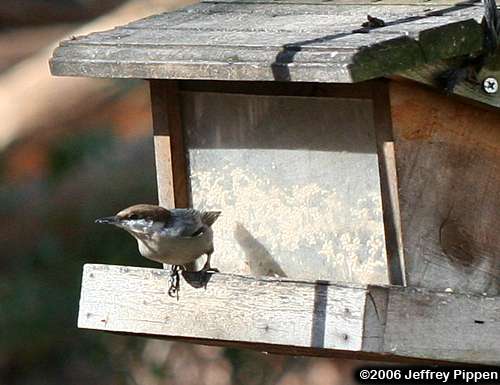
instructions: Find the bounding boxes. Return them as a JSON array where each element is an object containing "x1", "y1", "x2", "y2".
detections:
[{"x1": 78, "y1": 264, "x2": 500, "y2": 365}]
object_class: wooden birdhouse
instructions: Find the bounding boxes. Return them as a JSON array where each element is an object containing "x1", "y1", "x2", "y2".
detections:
[{"x1": 50, "y1": 0, "x2": 500, "y2": 365}]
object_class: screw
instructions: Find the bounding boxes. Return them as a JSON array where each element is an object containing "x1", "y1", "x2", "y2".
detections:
[{"x1": 482, "y1": 77, "x2": 498, "y2": 94}]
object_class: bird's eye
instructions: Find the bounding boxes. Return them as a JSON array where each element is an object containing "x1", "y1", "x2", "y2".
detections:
[{"x1": 129, "y1": 214, "x2": 138, "y2": 220}]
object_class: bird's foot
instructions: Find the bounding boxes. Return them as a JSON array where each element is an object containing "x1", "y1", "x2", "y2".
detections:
[{"x1": 168, "y1": 265, "x2": 181, "y2": 299}]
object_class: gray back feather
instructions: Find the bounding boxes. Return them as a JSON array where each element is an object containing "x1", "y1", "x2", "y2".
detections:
[{"x1": 166, "y1": 209, "x2": 220, "y2": 237}]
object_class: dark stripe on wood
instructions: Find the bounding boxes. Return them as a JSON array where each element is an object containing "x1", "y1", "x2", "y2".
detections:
[{"x1": 179, "y1": 80, "x2": 374, "y2": 98}]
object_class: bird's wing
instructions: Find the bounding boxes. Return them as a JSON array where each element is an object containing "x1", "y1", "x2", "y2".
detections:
[
  {"x1": 166, "y1": 209, "x2": 220, "y2": 237},
  {"x1": 167, "y1": 209, "x2": 205, "y2": 237}
]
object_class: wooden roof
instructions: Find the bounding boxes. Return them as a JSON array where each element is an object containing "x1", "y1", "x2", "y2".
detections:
[{"x1": 50, "y1": 0, "x2": 486, "y2": 83}]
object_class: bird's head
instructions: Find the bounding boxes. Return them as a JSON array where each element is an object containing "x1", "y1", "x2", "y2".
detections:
[{"x1": 95, "y1": 204, "x2": 170, "y2": 235}]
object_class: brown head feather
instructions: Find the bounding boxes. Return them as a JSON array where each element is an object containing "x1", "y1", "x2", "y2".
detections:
[{"x1": 116, "y1": 204, "x2": 170, "y2": 222}]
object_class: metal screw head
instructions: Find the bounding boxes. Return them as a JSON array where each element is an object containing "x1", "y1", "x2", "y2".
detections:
[{"x1": 482, "y1": 77, "x2": 498, "y2": 94}]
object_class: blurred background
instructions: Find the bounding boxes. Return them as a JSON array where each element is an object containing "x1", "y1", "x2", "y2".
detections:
[{"x1": 0, "y1": 1, "x2": 362, "y2": 384}]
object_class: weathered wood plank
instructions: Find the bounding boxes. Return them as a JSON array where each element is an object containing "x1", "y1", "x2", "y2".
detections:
[
  {"x1": 78, "y1": 264, "x2": 500, "y2": 365},
  {"x1": 62, "y1": 10, "x2": 483, "y2": 49},
  {"x1": 49, "y1": 1, "x2": 485, "y2": 83},
  {"x1": 384, "y1": 288, "x2": 500, "y2": 363},
  {"x1": 79, "y1": 264, "x2": 370, "y2": 351},
  {"x1": 123, "y1": 7, "x2": 481, "y2": 33},
  {"x1": 59, "y1": 29, "x2": 416, "y2": 49},
  {"x1": 124, "y1": 2, "x2": 217, "y2": 30},
  {"x1": 50, "y1": 55, "x2": 354, "y2": 83},
  {"x1": 49, "y1": 23, "x2": 476, "y2": 83},
  {"x1": 124, "y1": 3, "x2": 475, "y2": 26},
  {"x1": 51, "y1": 43, "x2": 357, "y2": 63},
  {"x1": 390, "y1": 80, "x2": 500, "y2": 295}
]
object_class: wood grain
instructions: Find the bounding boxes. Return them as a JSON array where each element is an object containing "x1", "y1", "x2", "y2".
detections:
[
  {"x1": 390, "y1": 80, "x2": 500, "y2": 295},
  {"x1": 78, "y1": 264, "x2": 500, "y2": 365}
]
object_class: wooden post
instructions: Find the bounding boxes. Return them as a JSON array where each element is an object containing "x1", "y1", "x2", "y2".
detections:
[
  {"x1": 150, "y1": 79, "x2": 189, "y2": 209},
  {"x1": 372, "y1": 80, "x2": 406, "y2": 286}
]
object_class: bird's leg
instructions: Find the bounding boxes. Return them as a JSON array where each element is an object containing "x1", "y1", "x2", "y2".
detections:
[
  {"x1": 201, "y1": 252, "x2": 219, "y2": 273},
  {"x1": 168, "y1": 264, "x2": 181, "y2": 299}
]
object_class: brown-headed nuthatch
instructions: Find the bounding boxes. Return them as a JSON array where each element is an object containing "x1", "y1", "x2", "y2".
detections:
[{"x1": 96, "y1": 204, "x2": 220, "y2": 296}]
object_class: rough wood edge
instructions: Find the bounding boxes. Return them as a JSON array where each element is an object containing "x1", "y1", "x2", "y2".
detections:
[
  {"x1": 371, "y1": 80, "x2": 406, "y2": 286},
  {"x1": 78, "y1": 263, "x2": 500, "y2": 365}
]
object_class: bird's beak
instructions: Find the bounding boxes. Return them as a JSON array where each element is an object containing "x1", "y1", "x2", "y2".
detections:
[{"x1": 95, "y1": 216, "x2": 119, "y2": 225}]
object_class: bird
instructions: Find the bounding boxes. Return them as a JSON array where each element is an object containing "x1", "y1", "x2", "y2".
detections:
[{"x1": 95, "y1": 204, "x2": 221, "y2": 296}]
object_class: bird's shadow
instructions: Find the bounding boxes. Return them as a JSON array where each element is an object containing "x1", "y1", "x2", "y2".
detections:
[
  {"x1": 181, "y1": 222, "x2": 286, "y2": 290},
  {"x1": 234, "y1": 222, "x2": 287, "y2": 278},
  {"x1": 181, "y1": 269, "x2": 216, "y2": 289}
]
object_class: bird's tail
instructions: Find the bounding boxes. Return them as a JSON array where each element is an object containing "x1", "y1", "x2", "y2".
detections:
[{"x1": 201, "y1": 211, "x2": 221, "y2": 227}]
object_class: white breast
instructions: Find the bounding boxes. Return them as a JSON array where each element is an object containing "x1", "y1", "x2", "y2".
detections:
[{"x1": 136, "y1": 226, "x2": 214, "y2": 265}]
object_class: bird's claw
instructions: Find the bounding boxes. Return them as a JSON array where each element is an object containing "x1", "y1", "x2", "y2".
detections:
[{"x1": 168, "y1": 265, "x2": 181, "y2": 299}]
